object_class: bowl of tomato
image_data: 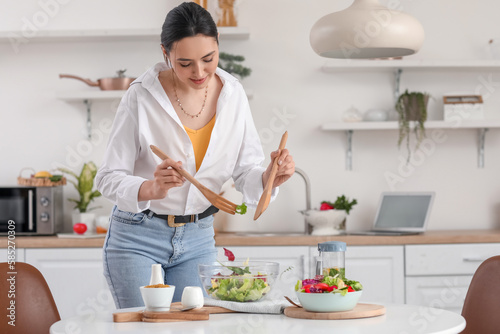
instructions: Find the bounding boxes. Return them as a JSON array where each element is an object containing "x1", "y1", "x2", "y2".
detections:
[{"x1": 294, "y1": 274, "x2": 363, "y2": 312}]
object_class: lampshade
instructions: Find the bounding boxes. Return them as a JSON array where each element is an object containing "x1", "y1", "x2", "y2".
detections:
[{"x1": 310, "y1": 0, "x2": 425, "y2": 59}]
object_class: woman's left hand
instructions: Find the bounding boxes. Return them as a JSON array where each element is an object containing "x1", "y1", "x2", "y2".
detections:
[{"x1": 262, "y1": 149, "x2": 295, "y2": 188}]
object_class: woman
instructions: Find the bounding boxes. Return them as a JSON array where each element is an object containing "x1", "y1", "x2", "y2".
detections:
[{"x1": 96, "y1": 2, "x2": 295, "y2": 307}]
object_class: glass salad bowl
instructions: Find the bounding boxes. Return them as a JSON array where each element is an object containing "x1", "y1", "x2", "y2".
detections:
[{"x1": 198, "y1": 261, "x2": 279, "y2": 302}]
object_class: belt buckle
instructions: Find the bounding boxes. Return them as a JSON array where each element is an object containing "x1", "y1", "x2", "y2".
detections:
[{"x1": 167, "y1": 215, "x2": 186, "y2": 227}]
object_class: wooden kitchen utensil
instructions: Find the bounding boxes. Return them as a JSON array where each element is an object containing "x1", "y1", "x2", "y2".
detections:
[
  {"x1": 284, "y1": 296, "x2": 302, "y2": 308},
  {"x1": 284, "y1": 303, "x2": 386, "y2": 320},
  {"x1": 113, "y1": 303, "x2": 237, "y2": 323},
  {"x1": 150, "y1": 145, "x2": 238, "y2": 215},
  {"x1": 253, "y1": 131, "x2": 288, "y2": 220}
]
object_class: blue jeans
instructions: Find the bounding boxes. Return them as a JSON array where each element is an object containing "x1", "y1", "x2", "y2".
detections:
[{"x1": 102, "y1": 206, "x2": 217, "y2": 308}]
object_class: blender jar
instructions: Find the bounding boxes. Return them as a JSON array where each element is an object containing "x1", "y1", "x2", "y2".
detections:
[{"x1": 316, "y1": 241, "x2": 346, "y2": 277}]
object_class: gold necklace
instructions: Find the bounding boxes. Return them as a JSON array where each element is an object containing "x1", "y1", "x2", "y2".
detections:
[{"x1": 172, "y1": 72, "x2": 208, "y2": 119}]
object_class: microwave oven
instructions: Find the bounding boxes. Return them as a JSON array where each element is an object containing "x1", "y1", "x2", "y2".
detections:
[{"x1": 0, "y1": 186, "x2": 64, "y2": 235}]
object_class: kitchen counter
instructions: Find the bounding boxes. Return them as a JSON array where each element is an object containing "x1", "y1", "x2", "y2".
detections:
[{"x1": 2, "y1": 229, "x2": 500, "y2": 248}]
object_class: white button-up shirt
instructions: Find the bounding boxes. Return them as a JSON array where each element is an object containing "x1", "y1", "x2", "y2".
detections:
[{"x1": 95, "y1": 62, "x2": 277, "y2": 215}]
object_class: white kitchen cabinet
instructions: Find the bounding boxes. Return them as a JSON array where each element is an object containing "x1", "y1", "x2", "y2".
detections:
[
  {"x1": 405, "y1": 243, "x2": 500, "y2": 313},
  {"x1": 1, "y1": 247, "x2": 24, "y2": 263},
  {"x1": 406, "y1": 276, "x2": 472, "y2": 314},
  {"x1": 309, "y1": 245, "x2": 405, "y2": 304},
  {"x1": 406, "y1": 243, "x2": 500, "y2": 276},
  {"x1": 8, "y1": 240, "x2": 498, "y2": 319},
  {"x1": 25, "y1": 248, "x2": 115, "y2": 320},
  {"x1": 217, "y1": 246, "x2": 309, "y2": 298}
]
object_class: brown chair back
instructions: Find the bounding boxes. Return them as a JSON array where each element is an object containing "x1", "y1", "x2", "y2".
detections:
[
  {"x1": 461, "y1": 255, "x2": 500, "y2": 333},
  {"x1": 0, "y1": 262, "x2": 61, "y2": 334}
]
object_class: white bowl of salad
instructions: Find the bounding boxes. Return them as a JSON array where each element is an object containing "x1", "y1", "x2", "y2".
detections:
[
  {"x1": 295, "y1": 274, "x2": 363, "y2": 312},
  {"x1": 199, "y1": 261, "x2": 279, "y2": 302}
]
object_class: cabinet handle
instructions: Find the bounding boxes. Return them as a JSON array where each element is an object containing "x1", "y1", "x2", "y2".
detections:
[
  {"x1": 299, "y1": 255, "x2": 305, "y2": 276},
  {"x1": 28, "y1": 189, "x2": 34, "y2": 231},
  {"x1": 462, "y1": 257, "x2": 487, "y2": 262}
]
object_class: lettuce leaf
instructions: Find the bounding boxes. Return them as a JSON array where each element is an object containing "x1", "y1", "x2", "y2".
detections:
[{"x1": 209, "y1": 276, "x2": 270, "y2": 302}]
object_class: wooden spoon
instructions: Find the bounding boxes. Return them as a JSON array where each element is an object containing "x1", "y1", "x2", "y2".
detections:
[
  {"x1": 284, "y1": 296, "x2": 302, "y2": 308},
  {"x1": 150, "y1": 145, "x2": 238, "y2": 215},
  {"x1": 253, "y1": 131, "x2": 288, "y2": 220}
]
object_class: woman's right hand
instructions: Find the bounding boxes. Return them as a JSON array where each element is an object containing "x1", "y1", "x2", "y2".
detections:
[{"x1": 139, "y1": 158, "x2": 185, "y2": 201}]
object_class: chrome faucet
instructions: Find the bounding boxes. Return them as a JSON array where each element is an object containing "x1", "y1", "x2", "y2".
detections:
[{"x1": 294, "y1": 167, "x2": 312, "y2": 234}]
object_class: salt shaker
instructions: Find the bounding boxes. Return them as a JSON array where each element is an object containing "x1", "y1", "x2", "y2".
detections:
[
  {"x1": 181, "y1": 286, "x2": 204, "y2": 309},
  {"x1": 149, "y1": 264, "x2": 164, "y2": 285}
]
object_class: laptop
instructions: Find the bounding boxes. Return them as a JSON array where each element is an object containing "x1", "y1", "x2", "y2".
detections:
[{"x1": 350, "y1": 192, "x2": 435, "y2": 236}]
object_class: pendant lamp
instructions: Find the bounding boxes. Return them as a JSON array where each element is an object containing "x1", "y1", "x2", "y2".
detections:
[{"x1": 310, "y1": 0, "x2": 425, "y2": 59}]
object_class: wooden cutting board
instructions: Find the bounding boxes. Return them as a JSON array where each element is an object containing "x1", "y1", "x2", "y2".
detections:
[
  {"x1": 113, "y1": 302, "x2": 236, "y2": 323},
  {"x1": 284, "y1": 303, "x2": 386, "y2": 320}
]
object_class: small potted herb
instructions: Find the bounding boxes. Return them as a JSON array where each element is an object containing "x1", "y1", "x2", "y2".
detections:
[
  {"x1": 396, "y1": 90, "x2": 430, "y2": 162},
  {"x1": 58, "y1": 162, "x2": 101, "y2": 233}
]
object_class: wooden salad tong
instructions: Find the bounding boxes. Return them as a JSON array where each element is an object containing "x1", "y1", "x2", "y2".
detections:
[
  {"x1": 253, "y1": 131, "x2": 288, "y2": 220},
  {"x1": 150, "y1": 145, "x2": 238, "y2": 215}
]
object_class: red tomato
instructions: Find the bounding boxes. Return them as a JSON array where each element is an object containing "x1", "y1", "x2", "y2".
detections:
[
  {"x1": 320, "y1": 203, "x2": 334, "y2": 210},
  {"x1": 315, "y1": 283, "x2": 329, "y2": 291},
  {"x1": 303, "y1": 284, "x2": 313, "y2": 293},
  {"x1": 347, "y1": 286, "x2": 355, "y2": 292},
  {"x1": 255, "y1": 274, "x2": 267, "y2": 282},
  {"x1": 73, "y1": 223, "x2": 87, "y2": 235},
  {"x1": 327, "y1": 285, "x2": 338, "y2": 292}
]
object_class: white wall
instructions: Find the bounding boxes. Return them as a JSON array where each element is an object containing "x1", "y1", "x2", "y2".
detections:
[{"x1": 1, "y1": 0, "x2": 499, "y2": 233}]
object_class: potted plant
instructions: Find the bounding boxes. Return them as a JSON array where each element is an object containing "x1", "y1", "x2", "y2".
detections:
[
  {"x1": 303, "y1": 195, "x2": 357, "y2": 235},
  {"x1": 58, "y1": 162, "x2": 101, "y2": 234},
  {"x1": 218, "y1": 52, "x2": 252, "y2": 79},
  {"x1": 396, "y1": 90, "x2": 430, "y2": 162}
]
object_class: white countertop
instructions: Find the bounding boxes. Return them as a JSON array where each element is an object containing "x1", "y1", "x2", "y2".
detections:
[{"x1": 50, "y1": 304, "x2": 466, "y2": 334}]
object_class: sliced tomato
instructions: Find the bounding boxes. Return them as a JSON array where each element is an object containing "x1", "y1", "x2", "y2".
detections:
[
  {"x1": 303, "y1": 284, "x2": 313, "y2": 293},
  {"x1": 347, "y1": 286, "x2": 355, "y2": 292},
  {"x1": 327, "y1": 285, "x2": 338, "y2": 292},
  {"x1": 255, "y1": 274, "x2": 267, "y2": 282},
  {"x1": 314, "y1": 283, "x2": 329, "y2": 291}
]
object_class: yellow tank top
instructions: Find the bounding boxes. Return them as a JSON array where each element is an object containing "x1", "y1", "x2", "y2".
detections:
[{"x1": 184, "y1": 115, "x2": 216, "y2": 171}]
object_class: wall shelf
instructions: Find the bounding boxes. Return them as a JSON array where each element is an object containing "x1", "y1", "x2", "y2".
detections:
[
  {"x1": 0, "y1": 26, "x2": 250, "y2": 43},
  {"x1": 56, "y1": 90, "x2": 125, "y2": 102},
  {"x1": 322, "y1": 120, "x2": 500, "y2": 131},
  {"x1": 57, "y1": 88, "x2": 254, "y2": 138},
  {"x1": 322, "y1": 120, "x2": 500, "y2": 170},
  {"x1": 56, "y1": 91, "x2": 126, "y2": 140},
  {"x1": 322, "y1": 59, "x2": 500, "y2": 103},
  {"x1": 56, "y1": 89, "x2": 253, "y2": 102},
  {"x1": 320, "y1": 60, "x2": 500, "y2": 170},
  {"x1": 321, "y1": 59, "x2": 500, "y2": 72}
]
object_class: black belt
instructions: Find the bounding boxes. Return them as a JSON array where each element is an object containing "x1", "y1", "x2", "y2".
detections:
[{"x1": 143, "y1": 205, "x2": 219, "y2": 227}]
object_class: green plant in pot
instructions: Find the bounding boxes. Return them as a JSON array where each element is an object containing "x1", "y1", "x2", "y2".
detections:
[
  {"x1": 58, "y1": 162, "x2": 101, "y2": 234},
  {"x1": 396, "y1": 90, "x2": 430, "y2": 162},
  {"x1": 218, "y1": 52, "x2": 252, "y2": 79}
]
